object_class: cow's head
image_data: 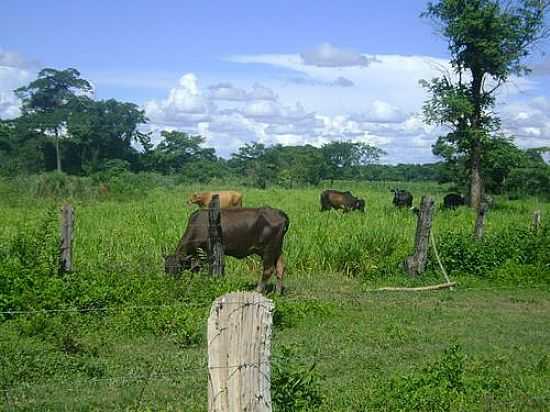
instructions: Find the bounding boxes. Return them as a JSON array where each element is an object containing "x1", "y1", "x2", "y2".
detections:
[
  {"x1": 164, "y1": 254, "x2": 183, "y2": 276},
  {"x1": 354, "y1": 198, "x2": 366, "y2": 212},
  {"x1": 187, "y1": 193, "x2": 199, "y2": 206},
  {"x1": 165, "y1": 254, "x2": 202, "y2": 277}
]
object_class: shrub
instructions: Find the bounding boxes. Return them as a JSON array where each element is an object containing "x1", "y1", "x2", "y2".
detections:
[
  {"x1": 372, "y1": 345, "x2": 466, "y2": 411},
  {"x1": 272, "y1": 346, "x2": 323, "y2": 411},
  {"x1": 434, "y1": 226, "x2": 550, "y2": 282}
]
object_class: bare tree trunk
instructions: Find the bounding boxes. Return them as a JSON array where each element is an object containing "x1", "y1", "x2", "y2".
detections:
[
  {"x1": 55, "y1": 128, "x2": 62, "y2": 173},
  {"x1": 404, "y1": 196, "x2": 434, "y2": 276},
  {"x1": 208, "y1": 194, "x2": 225, "y2": 277},
  {"x1": 470, "y1": 68, "x2": 484, "y2": 211},
  {"x1": 470, "y1": 141, "x2": 482, "y2": 211},
  {"x1": 474, "y1": 202, "x2": 488, "y2": 240}
]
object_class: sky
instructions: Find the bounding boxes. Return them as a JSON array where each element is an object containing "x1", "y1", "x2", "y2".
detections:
[{"x1": 1, "y1": 0, "x2": 550, "y2": 163}]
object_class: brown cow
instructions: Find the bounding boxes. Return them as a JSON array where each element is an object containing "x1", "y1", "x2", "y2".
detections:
[
  {"x1": 320, "y1": 190, "x2": 365, "y2": 212},
  {"x1": 188, "y1": 191, "x2": 243, "y2": 208},
  {"x1": 165, "y1": 208, "x2": 289, "y2": 293}
]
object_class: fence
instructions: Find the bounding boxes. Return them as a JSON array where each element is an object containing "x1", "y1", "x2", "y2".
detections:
[
  {"x1": 2, "y1": 285, "x2": 550, "y2": 411},
  {"x1": 1, "y1": 202, "x2": 548, "y2": 410}
]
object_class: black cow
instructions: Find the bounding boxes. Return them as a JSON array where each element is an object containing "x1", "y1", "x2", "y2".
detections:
[
  {"x1": 165, "y1": 208, "x2": 289, "y2": 293},
  {"x1": 391, "y1": 189, "x2": 413, "y2": 208},
  {"x1": 320, "y1": 190, "x2": 365, "y2": 213},
  {"x1": 443, "y1": 193, "x2": 465, "y2": 209}
]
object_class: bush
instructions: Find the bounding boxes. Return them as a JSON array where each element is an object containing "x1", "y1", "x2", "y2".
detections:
[
  {"x1": 372, "y1": 345, "x2": 466, "y2": 412},
  {"x1": 434, "y1": 226, "x2": 550, "y2": 282},
  {"x1": 0, "y1": 207, "x2": 64, "y2": 315},
  {"x1": 272, "y1": 346, "x2": 323, "y2": 411}
]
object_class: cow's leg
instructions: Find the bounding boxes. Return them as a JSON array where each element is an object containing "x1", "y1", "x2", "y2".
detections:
[
  {"x1": 275, "y1": 255, "x2": 285, "y2": 294},
  {"x1": 257, "y1": 263, "x2": 275, "y2": 293}
]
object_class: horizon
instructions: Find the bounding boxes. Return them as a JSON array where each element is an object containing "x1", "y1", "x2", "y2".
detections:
[{"x1": 1, "y1": 0, "x2": 549, "y2": 164}]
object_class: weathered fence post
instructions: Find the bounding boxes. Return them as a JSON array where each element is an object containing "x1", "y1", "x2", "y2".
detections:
[
  {"x1": 532, "y1": 210, "x2": 541, "y2": 232},
  {"x1": 59, "y1": 203, "x2": 74, "y2": 273},
  {"x1": 474, "y1": 202, "x2": 488, "y2": 240},
  {"x1": 405, "y1": 195, "x2": 434, "y2": 277},
  {"x1": 208, "y1": 194, "x2": 224, "y2": 277},
  {"x1": 208, "y1": 292, "x2": 274, "y2": 412}
]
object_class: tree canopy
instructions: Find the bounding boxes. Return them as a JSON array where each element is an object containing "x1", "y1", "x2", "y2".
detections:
[{"x1": 421, "y1": 0, "x2": 549, "y2": 208}]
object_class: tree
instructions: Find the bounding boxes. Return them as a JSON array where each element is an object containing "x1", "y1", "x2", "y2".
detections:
[
  {"x1": 229, "y1": 143, "x2": 272, "y2": 187},
  {"x1": 15, "y1": 68, "x2": 93, "y2": 172},
  {"x1": 421, "y1": 0, "x2": 549, "y2": 209},
  {"x1": 321, "y1": 141, "x2": 385, "y2": 180},
  {"x1": 66, "y1": 98, "x2": 149, "y2": 173},
  {"x1": 151, "y1": 130, "x2": 216, "y2": 174}
]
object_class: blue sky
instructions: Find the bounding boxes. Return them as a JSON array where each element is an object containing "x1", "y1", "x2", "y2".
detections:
[{"x1": 1, "y1": 0, "x2": 549, "y2": 163}]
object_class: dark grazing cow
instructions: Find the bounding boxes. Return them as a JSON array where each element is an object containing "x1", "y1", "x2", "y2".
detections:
[
  {"x1": 391, "y1": 189, "x2": 413, "y2": 208},
  {"x1": 165, "y1": 208, "x2": 289, "y2": 293},
  {"x1": 443, "y1": 193, "x2": 465, "y2": 209},
  {"x1": 320, "y1": 190, "x2": 365, "y2": 213}
]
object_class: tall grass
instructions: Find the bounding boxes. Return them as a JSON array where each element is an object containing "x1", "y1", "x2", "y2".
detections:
[{"x1": 1, "y1": 177, "x2": 549, "y2": 411}]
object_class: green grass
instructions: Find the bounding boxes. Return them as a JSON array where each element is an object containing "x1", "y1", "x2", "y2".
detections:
[{"x1": 1, "y1": 179, "x2": 549, "y2": 411}]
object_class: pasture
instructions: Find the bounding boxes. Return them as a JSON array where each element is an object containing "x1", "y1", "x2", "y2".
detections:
[{"x1": 1, "y1": 179, "x2": 549, "y2": 411}]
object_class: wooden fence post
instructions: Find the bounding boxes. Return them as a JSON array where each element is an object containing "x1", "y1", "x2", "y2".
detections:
[
  {"x1": 208, "y1": 292, "x2": 274, "y2": 412},
  {"x1": 59, "y1": 203, "x2": 74, "y2": 273},
  {"x1": 208, "y1": 194, "x2": 224, "y2": 277},
  {"x1": 532, "y1": 210, "x2": 541, "y2": 232},
  {"x1": 404, "y1": 195, "x2": 434, "y2": 277},
  {"x1": 474, "y1": 202, "x2": 488, "y2": 240}
]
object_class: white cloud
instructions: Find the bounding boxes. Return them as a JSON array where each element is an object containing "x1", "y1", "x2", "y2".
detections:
[
  {"x1": 300, "y1": 43, "x2": 379, "y2": 67},
  {"x1": 143, "y1": 73, "x2": 214, "y2": 128},
  {"x1": 0, "y1": 90, "x2": 21, "y2": 119},
  {"x1": 0, "y1": 50, "x2": 36, "y2": 119},
  {"x1": 499, "y1": 96, "x2": 550, "y2": 148},
  {"x1": 0, "y1": 49, "x2": 36, "y2": 69},
  {"x1": 208, "y1": 82, "x2": 277, "y2": 101},
  {"x1": 287, "y1": 75, "x2": 355, "y2": 87}
]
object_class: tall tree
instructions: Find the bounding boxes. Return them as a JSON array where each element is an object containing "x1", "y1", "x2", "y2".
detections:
[
  {"x1": 66, "y1": 98, "x2": 149, "y2": 173},
  {"x1": 15, "y1": 68, "x2": 92, "y2": 172},
  {"x1": 421, "y1": 0, "x2": 548, "y2": 209},
  {"x1": 321, "y1": 141, "x2": 385, "y2": 180},
  {"x1": 151, "y1": 130, "x2": 216, "y2": 174}
]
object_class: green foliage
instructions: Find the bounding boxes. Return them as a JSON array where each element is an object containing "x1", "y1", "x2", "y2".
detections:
[
  {"x1": 421, "y1": 0, "x2": 548, "y2": 205},
  {"x1": 321, "y1": 141, "x2": 385, "y2": 180},
  {"x1": 0, "y1": 207, "x2": 63, "y2": 315},
  {"x1": 435, "y1": 226, "x2": 550, "y2": 282},
  {"x1": 272, "y1": 346, "x2": 323, "y2": 412},
  {"x1": 149, "y1": 131, "x2": 216, "y2": 175},
  {"x1": 273, "y1": 299, "x2": 335, "y2": 329},
  {"x1": 373, "y1": 345, "x2": 466, "y2": 411}
]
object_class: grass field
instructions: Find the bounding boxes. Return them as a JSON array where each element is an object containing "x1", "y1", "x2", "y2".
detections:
[{"x1": 1, "y1": 179, "x2": 549, "y2": 411}]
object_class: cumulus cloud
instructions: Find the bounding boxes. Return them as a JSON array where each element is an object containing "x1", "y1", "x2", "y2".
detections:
[
  {"x1": 0, "y1": 91, "x2": 21, "y2": 119},
  {"x1": 208, "y1": 83, "x2": 249, "y2": 101},
  {"x1": 143, "y1": 73, "x2": 214, "y2": 128},
  {"x1": 500, "y1": 96, "x2": 550, "y2": 148},
  {"x1": 208, "y1": 82, "x2": 277, "y2": 101},
  {"x1": 300, "y1": 43, "x2": 378, "y2": 67},
  {"x1": 143, "y1": 71, "x2": 446, "y2": 162},
  {"x1": 0, "y1": 50, "x2": 37, "y2": 119},
  {"x1": 351, "y1": 100, "x2": 409, "y2": 124}
]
